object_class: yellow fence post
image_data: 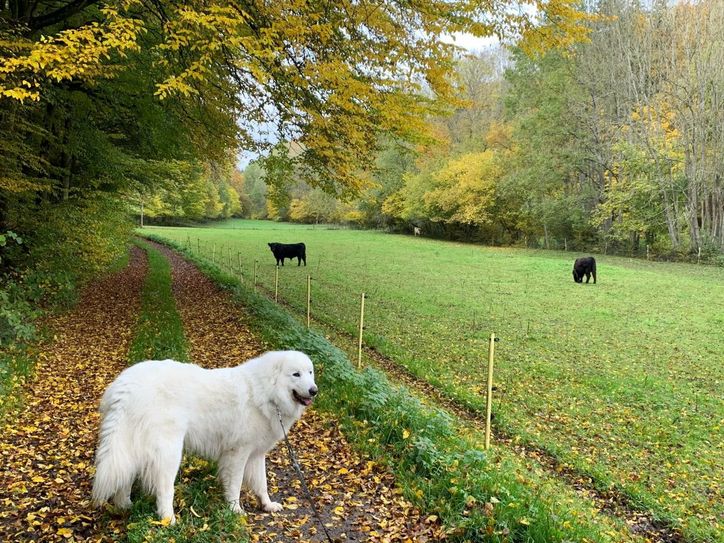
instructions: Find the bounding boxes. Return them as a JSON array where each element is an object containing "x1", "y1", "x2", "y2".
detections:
[
  {"x1": 306, "y1": 275, "x2": 312, "y2": 329},
  {"x1": 485, "y1": 333, "x2": 497, "y2": 450},
  {"x1": 274, "y1": 265, "x2": 279, "y2": 302},
  {"x1": 357, "y1": 293, "x2": 366, "y2": 369}
]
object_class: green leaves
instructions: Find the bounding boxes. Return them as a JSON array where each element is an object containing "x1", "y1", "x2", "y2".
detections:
[{"x1": 0, "y1": 230, "x2": 22, "y2": 250}]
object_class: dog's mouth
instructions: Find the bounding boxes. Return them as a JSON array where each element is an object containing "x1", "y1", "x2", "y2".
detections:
[{"x1": 292, "y1": 390, "x2": 314, "y2": 407}]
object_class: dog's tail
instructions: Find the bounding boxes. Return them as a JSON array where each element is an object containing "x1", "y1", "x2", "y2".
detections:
[{"x1": 91, "y1": 388, "x2": 137, "y2": 506}]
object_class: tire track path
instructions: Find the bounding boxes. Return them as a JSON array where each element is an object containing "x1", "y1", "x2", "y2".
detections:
[
  {"x1": 153, "y1": 242, "x2": 443, "y2": 543},
  {"x1": 0, "y1": 247, "x2": 148, "y2": 542}
]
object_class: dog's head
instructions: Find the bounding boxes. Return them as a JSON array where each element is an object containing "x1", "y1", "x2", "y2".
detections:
[
  {"x1": 573, "y1": 269, "x2": 582, "y2": 283},
  {"x1": 271, "y1": 351, "x2": 317, "y2": 413}
]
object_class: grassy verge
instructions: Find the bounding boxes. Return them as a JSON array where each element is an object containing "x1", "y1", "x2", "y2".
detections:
[
  {"x1": 127, "y1": 239, "x2": 188, "y2": 363},
  {"x1": 144, "y1": 233, "x2": 645, "y2": 543},
  {"x1": 119, "y1": 239, "x2": 248, "y2": 543}
]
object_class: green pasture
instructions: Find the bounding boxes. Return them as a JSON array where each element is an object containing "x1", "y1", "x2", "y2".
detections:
[{"x1": 147, "y1": 219, "x2": 724, "y2": 542}]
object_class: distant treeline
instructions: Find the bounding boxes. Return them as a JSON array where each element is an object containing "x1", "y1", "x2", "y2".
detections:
[{"x1": 238, "y1": 0, "x2": 723, "y2": 263}]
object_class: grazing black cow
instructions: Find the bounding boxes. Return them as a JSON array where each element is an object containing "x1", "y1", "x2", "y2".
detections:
[
  {"x1": 268, "y1": 242, "x2": 306, "y2": 266},
  {"x1": 572, "y1": 256, "x2": 596, "y2": 284}
]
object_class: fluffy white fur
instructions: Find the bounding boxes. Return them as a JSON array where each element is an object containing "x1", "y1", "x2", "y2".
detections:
[{"x1": 91, "y1": 350, "x2": 317, "y2": 524}]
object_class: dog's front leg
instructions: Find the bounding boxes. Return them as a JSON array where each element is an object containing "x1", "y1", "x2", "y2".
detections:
[
  {"x1": 218, "y1": 449, "x2": 250, "y2": 514},
  {"x1": 244, "y1": 453, "x2": 282, "y2": 512}
]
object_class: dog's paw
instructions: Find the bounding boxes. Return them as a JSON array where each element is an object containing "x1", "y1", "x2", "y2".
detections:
[
  {"x1": 113, "y1": 497, "x2": 132, "y2": 510},
  {"x1": 263, "y1": 501, "x2": 283, "y2": 513},
  {"x1": 229, "y1": 501, "x2": 245, "y2": 514}
]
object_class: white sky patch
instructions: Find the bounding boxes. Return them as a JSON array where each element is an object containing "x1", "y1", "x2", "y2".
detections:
[
  {"x1": 441, "y1": 32, "x2": 499, "y2": 52},
  {"x1": 237, "y1": 149, "x2": 258, "y2": 170}
]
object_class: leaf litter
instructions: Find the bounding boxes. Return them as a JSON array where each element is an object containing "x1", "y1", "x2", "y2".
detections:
[
  {"x1": 1, "y1": 242, "x2": 445, "y2": 543},
  {"x1": 0, "y1": 247, "x2": 148, "y2": 542}
]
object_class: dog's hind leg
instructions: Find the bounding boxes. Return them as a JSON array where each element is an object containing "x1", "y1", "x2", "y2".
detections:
[
  {"x1": 112, "y1": 481, "x2": 133, "y2": 510},
  {"x1": 244, "y1": 453, "x2": 282, "y2": 513},
  {"x1": 218, "y1": 449, "x2": 250, "y2": 514},
  {"x1": 147, "y1": 437, "x2": 183, "y2": 524}
]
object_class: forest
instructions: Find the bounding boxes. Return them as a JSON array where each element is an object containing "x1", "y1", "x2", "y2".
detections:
[
  {"x1": 232, "y1": 1, "x2": 724, "y2": 262},
  {"x1": 1, "y1": 0, "x2": 722, "y2": 342}
]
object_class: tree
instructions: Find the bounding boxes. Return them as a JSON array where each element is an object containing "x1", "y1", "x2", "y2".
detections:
[
  {"x1": 1, "y1": 0, "x2": 594, "y2": 199},
  {"x1": 424, "y1": 150, "x2": 500, "y2": 227},
  {"x1": 240, "y1": 163, "x2": 268, "y2": 219}
]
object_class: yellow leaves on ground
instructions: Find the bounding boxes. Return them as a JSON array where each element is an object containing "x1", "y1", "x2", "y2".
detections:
[{"x1": 0, "y1": 248, "x2": 148, "y2": 542}]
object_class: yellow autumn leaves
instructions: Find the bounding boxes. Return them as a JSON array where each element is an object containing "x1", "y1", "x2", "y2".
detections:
[{"x1": 0, "y1": 6, "x2": 144, "y2": 101}]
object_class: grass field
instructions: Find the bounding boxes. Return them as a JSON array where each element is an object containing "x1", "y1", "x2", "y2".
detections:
[{"x1": 147, "y1": 219, "x2": 724, "y2": 542}]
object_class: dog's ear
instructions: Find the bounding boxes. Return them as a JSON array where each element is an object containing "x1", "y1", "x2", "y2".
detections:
[{"x1": 269, "y1": 353, "x2": 284, "y2": 386}]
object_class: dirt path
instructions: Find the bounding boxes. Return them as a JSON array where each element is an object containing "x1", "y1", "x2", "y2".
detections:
[
  {"x1": 153, "y1": 242, "x2": 444, "y2": 543},
  {"x1": 0, "y1": 248, "x2": 148, "y2": 542}
]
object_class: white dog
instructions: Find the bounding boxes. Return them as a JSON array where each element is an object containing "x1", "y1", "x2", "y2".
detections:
[{"x1": 91, "y1": 350, "x2": 317, "y2": 524}]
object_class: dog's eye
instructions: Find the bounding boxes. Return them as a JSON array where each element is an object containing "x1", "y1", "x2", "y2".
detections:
[{"x1": 293, "y1": 372, "x2": 301, "y2": 377}]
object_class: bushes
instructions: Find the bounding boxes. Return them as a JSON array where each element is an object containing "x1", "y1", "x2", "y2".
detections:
[
  {"x1": 1, "y1": 194, "x2": 133, "y2": 417},
  {"x1": 10, "y1": 195, "x2": 133, "y2": 293},
  {"x1": 0, "y1": 287, "x2": 39, "y2": 345}
]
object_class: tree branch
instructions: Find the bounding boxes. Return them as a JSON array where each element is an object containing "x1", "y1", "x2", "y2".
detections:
[{"x1": 29, "y1": 0, "x2": 100, "y2": 31}]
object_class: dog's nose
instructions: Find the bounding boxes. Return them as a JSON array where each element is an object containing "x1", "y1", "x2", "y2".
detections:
[{"x1": 308, "y1": 386, "x2": 318, "y2": 397}]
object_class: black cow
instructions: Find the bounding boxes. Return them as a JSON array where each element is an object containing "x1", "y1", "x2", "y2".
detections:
[
  {"x1": 268, "y1": 242, "x2": 306, "y2": 266},
  {"x1": 572, "y1": 256, "x2": 596, "y2": 284}
]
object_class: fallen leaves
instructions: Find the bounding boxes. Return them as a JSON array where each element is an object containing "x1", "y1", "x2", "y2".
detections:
[
  {"x1": 0, "y1": 247, "x2": 148, "y2": 542},
  {"x1": 0, "y1": 241, "x2": 449, "y2": 543}
]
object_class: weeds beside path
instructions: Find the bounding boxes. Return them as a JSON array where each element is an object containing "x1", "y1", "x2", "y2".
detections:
[
  {"x1": 0, "y1": 247, "x2": 147, "y2": 542},
  {"x1": 152, "y1": 241, "x2": 445, "y2": 542}
]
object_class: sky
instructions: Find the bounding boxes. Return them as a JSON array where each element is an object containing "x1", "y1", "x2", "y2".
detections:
[
  {"x1": 441, "y1": 31, "x2": 499, "y2": 52},
  {"x1": 236, "y1": 32, "x2": 498, "y2": 171}
]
